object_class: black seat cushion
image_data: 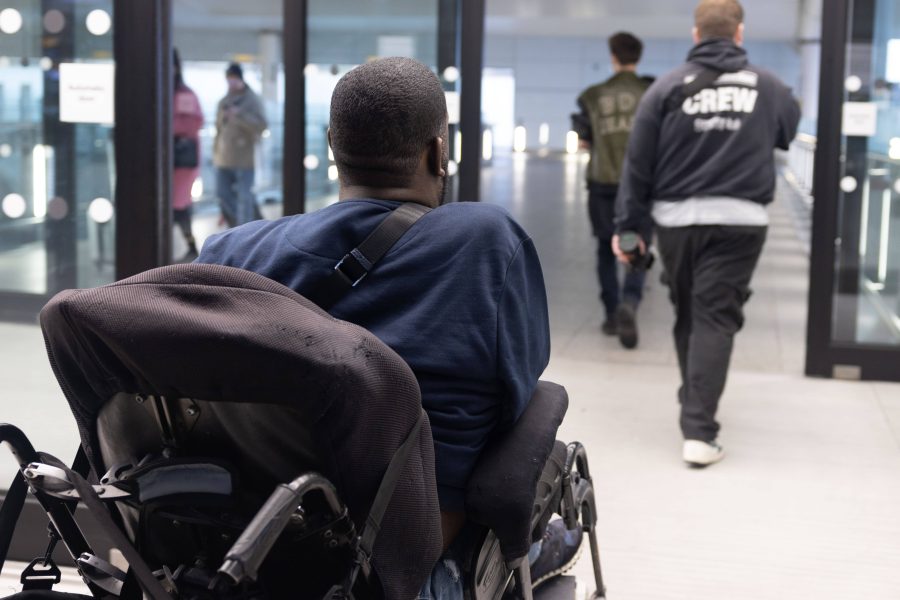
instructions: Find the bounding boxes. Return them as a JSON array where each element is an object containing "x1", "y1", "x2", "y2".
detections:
[
  {"x1": 465, "y1": 381, "x2": 569, "y2": 562},
  {"x1": 39, "y1": 264, "x2": 442, "y2": 600}
]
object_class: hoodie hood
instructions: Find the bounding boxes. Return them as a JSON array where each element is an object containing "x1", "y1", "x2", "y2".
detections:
[{"x1": 687, "y1": 38, "x2": 748, "y2": 72}]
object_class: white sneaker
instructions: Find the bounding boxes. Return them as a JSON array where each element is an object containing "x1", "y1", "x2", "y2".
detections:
[{"x1": 683, "y1": 439, "x2": 725, "y2": 467}]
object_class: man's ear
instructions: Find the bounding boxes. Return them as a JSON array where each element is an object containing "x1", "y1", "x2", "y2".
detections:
[
  {"x1": 734, "y1": 23, "x2": 745, "y2": 46},
  {"x1": 430, "y1": 136, "x2": 446, "y2": 177},
  {"x1": 327, "y1": 128, "x2": 333, "y2": 152},
  {"x1": 692, "y1": 26, "x2": 700, "y2": 44}
]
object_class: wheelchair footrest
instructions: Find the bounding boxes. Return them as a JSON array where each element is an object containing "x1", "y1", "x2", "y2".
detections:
[{"x1": 534, "y1": 575, "x2": 579, "y2": 600}]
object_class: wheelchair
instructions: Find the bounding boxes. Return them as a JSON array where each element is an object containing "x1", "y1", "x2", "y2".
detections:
[{"x1": 0, "y1": 264, "x2": 606, "y2": 600}]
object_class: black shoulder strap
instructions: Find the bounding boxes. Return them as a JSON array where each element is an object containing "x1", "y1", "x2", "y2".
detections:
[
  {"x1": 0, "y1": 474, "x2": 28, "y2": 571},
  {"x1": 65, "y1": 467, "x2": 172, "y2": 600},
  {"x1": 307, "y1": 202, "x2": 431, "y2": 311},
  {"x1": 664, "y1": 67, "x2": 724, "y2": 115}
]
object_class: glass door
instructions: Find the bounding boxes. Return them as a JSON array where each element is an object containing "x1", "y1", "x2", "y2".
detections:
[
  {"x1": 304, "y1": 0, "x2": 445, "y2": 212},
  {"x1": 0, "y1": 0, "x2": 115, "y2": 497},
  {"x1": 0, "y1": 0, "x2": 115, "y2": 309},
  {"x1": 807, "y1": 0, "x2": 900, "y2": 380},
  {"x1": 830, "y1": 0, "x2": 900, "y2": 347}
]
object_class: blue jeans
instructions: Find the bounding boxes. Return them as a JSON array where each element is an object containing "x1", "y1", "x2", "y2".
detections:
[
  {"x1": 216, "y1": 167, "x2": 256, "y2": 227},
  {"x1": 588, "y1": 187, "x2": 648, "y2": 319},
  {"x1": 418, "y1": 537, "x2": 543, "y2": 599},
  {"x1": 418, "y1": 556, "x2": 464, "y2": 600}
]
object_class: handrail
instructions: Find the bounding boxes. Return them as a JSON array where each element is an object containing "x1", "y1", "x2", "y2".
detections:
[{"x1": 786, "y1": 133, "x2": 817, "y2": 198}]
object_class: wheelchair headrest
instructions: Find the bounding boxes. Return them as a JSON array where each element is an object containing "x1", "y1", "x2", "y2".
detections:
[{"x1": 39, "y1": 263, "x2": 442, "y2": 599}]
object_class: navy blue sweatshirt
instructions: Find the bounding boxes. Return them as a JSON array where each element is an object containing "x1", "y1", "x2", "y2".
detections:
[
  {"x1": 197, "y1": 199, "x2": 551, "y2": 510},
  {"x1": 616, "y1": 38, "x2": 801, "y2": 232}
]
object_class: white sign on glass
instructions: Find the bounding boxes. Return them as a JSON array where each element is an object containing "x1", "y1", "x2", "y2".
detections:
[
  {"x1": 445, "y1": 91, "x2": 461, "y2": 125},
  {"x1": 842, "y1": 102, "x2": 877, "y2": 138},
  {"x1": 59, "y1": 63, "x2": 115, "y2": 125}
]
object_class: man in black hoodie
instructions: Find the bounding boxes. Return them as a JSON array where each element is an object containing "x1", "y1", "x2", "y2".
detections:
[{"x1": 613, "y1": 0, "x2": 800, "y2": 467}]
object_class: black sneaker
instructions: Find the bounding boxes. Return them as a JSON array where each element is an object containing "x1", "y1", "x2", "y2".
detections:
[
  {"x1": 615, "y1": 303, "x2": 638, "y2": 349},
  {"x1": 529, "y1": 519, "x2": 583, "y2": 588},
  {"x1": 601, "y1": 320, "x2": 617, "y2": 336}
]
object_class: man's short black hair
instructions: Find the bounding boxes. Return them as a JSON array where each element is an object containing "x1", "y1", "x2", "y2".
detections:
[
  {"x1": 609, "y1": 32, "x2": 643, "y2": 66},
  {"x1": 329, "y1": 57, "x2": 447, "y2": 186}
]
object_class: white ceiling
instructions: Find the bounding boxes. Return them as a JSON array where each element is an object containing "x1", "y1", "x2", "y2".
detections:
[{"x1": 174, "y1": 0, "x2": 804, "y2": 41}]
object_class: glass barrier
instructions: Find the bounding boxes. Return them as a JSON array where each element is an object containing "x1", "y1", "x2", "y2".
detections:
[
  {"x1": 0, "y1": 0, "x2": 114, "y2": 491},
  {"x1": 0, "y1": 0, "x2": 115, "y2": 297},
  {"x1": 831, "y1": 0, "x2": 900, "y2": 346}
]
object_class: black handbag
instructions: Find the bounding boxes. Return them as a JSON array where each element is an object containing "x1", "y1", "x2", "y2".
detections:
[{"x1": 173, "y1": 136, "x2": 199, "y2": 168}]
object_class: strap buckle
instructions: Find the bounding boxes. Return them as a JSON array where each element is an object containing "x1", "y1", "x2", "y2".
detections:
[
  {"x1": 20, "y1": 557, "x2": 61, "y2": 591},
  {"x1": 333, "y1": 252, "x2": 369, "y2": 288}
]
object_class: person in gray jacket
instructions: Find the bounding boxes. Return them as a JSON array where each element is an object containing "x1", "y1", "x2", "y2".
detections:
[
  {"x1": 214, "y1": 63, "x2": 267, "y2": 227},
  {"x1": 614, "y1": 0, "x2": 800, "y2": 467}
]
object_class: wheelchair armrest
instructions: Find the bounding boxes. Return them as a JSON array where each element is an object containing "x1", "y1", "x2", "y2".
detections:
[{"x1": 465, "y1": 381, "x2": 569, "y2": 563}]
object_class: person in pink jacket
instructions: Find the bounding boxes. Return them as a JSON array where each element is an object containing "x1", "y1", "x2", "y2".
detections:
[{"x1": 172, "y1": 49, "x2": 204, "y2": 262}]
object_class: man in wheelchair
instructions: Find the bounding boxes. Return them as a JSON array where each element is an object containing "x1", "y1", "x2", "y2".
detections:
[
  {"x1": 0, "y1": 58, "x2": 605, "y2": 600},
  {"x1": 197, "y1": 56, "x2": 580, "y2": 598}
]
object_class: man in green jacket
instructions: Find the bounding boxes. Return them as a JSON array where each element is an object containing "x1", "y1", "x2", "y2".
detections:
[
  {"x1": 214, "y1": 63, "x2": 268, "y2": 227},
  {"x1": 574, "y1": 32, "x2": 651, "y2": 349}
]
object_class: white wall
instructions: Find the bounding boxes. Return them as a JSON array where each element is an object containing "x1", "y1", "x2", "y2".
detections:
[{"x1": 485, "y1": 35, "x2": 804, "y2": 151}]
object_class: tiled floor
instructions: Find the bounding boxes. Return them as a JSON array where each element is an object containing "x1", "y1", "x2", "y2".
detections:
[
  {"x1": 1, "y1": 153, "x2": 899, "y2": 598},
  {"x1": 485, "y1": 153, "x2": 900, "y2": 599}
]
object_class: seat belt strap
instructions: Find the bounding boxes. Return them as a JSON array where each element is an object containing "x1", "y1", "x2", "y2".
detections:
[
  {"x1": 0, "y1": 475, "x2": 28, "y2": 570},
  {"x1": 66, "y1": 469, "x2": 172, "y2": 600},
  {"x1": 307, "y1": 202, "x2": 431, "y2": 311}
]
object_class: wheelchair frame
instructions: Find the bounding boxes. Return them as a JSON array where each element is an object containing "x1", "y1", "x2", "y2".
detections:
[
  {"x1": 0, "y1": 411, "x2": 379, "y2": 600},
  {"x1": 0, "y1": 419, "x2": 607, "y2": 600},
  {"x1": 465, "y1": 442, "x2": 606, "y2": 600}
]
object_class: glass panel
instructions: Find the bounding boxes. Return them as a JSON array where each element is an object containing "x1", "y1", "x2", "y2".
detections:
[
  {"x1": 832, "y1": 0, "x2": 900, "y2": 345},
  {"x1": 305, "y1": 0, "x2": 442, "y2": 212},
  {"x1": 172, "y1": 0, "x2": 284, "y2": 261},
  {"x1": 0, "y1": 0, "x2": 114, "y2": 489},
  {"x1": 0, "y1": 0, "x2": 115, "y2": 297}
]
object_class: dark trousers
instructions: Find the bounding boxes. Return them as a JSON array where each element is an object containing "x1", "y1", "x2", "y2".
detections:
[
  {"x1": 173, "y1": 207, "x2": 193, "y2": 242},
  {"x1": 656, "y1": 225, "x2": 767, "y2": 442},
  {"x1": 588, "y1": 187, "x2": 647, "y2": 319}
]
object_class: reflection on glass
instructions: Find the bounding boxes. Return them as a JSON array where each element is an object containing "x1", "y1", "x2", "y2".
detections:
[
  {"x1": 0, "y1": 8, "x2": 24, "y2": 35},
  {"x1": 832, "y1": 0, "x2": 900, "y2": 345},
  {"x1": 85, "y1": 9, "x2": 111, "y2": 37},
  {"x1": 0, "y1": 0, "x2": 115, "y2": 297},
  {"x1": 306, "y1": 0, "x2": 440, "y2": 211},
  {"x1": 172, "y1": 0, "x2": 284, "y2": 260},
  {"x1": 482, "y1": 68, "x2": 516, "y2": 153}
]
